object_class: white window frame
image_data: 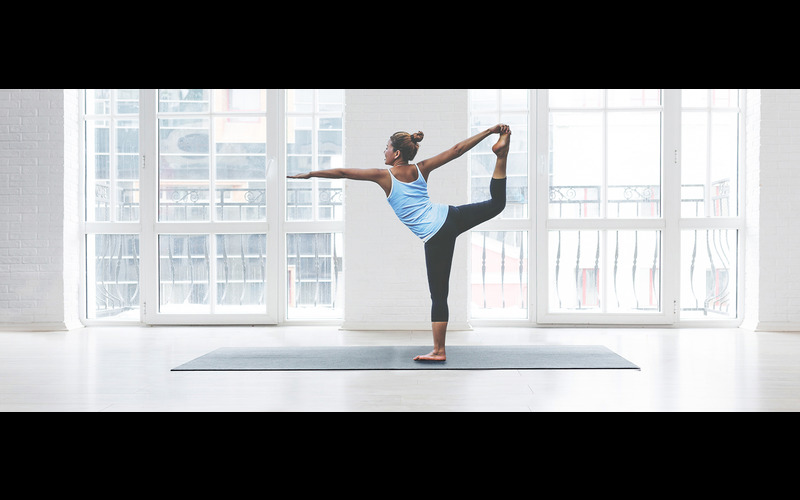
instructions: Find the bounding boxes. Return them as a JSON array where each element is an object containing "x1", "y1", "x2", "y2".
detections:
[
  {"x1": 535, "y1": 89, "x2": 672, "y2": 325},
  {"x1": 467, "y1": 89, "x2": 534, "y2": 326},
  {"x1": 534, "y1": 89, "x2": 745, "y2": 326},
  {"x1": 80, "y1": 89, "x2": 345, "y2": 326},
  {"x1": 676, "y1": 89, "x2": 745, "y2": 328},
  {"x1": 281, "y1": 89, "x2": 345, "y2": 324},
  {"x1": 80, "y1": 90, "x2": 143, "y2": 326},
  {"x1": 139, "y1": 89, "x2": 280, "y2": 325}
]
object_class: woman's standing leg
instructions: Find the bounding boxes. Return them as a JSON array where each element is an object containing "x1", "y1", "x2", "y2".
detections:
[{"x1": 415, "y1": 230, "x2": 456, "y2": 361}]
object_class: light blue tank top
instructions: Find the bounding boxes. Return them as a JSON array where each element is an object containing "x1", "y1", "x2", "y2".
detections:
[{"x1": 386, "y1": 164, "x2": 448, "y2": 242}]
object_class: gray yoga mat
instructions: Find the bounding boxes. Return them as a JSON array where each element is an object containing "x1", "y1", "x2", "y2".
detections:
[{"x1": 172, "y1": 345, "x2": 639, "y2": 371}]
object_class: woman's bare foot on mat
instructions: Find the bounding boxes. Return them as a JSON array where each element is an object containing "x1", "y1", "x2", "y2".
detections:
[{"x1": 414, "y1": 350, "x2": 446, "y2": 361}]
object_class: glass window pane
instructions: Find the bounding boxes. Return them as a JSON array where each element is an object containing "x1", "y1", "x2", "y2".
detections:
[
  {"x1": 158, "y1": 89, "x2": 210, "y2": 112},
  {"x1": 86, "y1": 234, "x2": 140, "y2": 320},
  {"x1": 158, "y1": 117, "x2": 210, "y2": 221},
  {"x1": 116, "y1": 119, "x2": 139, "y2": 221},
  {"x1": 287, "y1": 89, "x2": 313, "y2": 113},
  {"x1": 318, "y1": 89, "x2": 344, "y2": 113},
  {"x1": 286, "y1": 233, "x2": 344, "y2": 319},
  {"x1": 710, "y1": 112, "x2": 737, "y2": 217},
  {"x1": 84, "y1": 89, "x2": 140, "y2": 223},
  {"x1": 287, "y1": 116, "x2": 312, "y2": 157},
  {"x1": 471, "y1": 231, "x2": 528, "y2": 319},
  {"x1": 86, "y1": 118, "x2": 110, "y2": 221},
  {"x1": 158, "y1": 234, "x2": 210, "y2": 313},
  {"x1": 286, "y1": 90, "x2": 345, "y2": 222},
  {"x1": 682, "y1": 89, "x2": 707, "y2": 108},
  {"x1": 607, "y1": 111, "x2": 661, "y2": 218},
  {"x1": 549, "y1": 112, "x2": 602, "y2": 218},
  {"x1": 216, "y1": 234, "x2": 267, "y2": 313},
  {"x1": 549, "y1": 93, "x2": 662, "y2": 220},
  {"x1": 548, "y1": 230, "x2": 602, "y2": 312},
  {"x1": 607, "y1": 89, "x2": 660, "y2": 107},
  {"x1": 681, "y1": 111, "x2": 707, "y2": 217},
  {"x1": 214, "y1": 116, "x2": 267, "y2": 221},
  {"x1": 470, "y1": 89, "x2": 498, "y2": 112},
  {"x1": 606, "y1": 230, "x2": 661, "y2": 313},
  {"x1": 549, "y1": 89, "x2": 603, "y2": 108},
  {"x1": 711, "y1": 89, "x2": 738, "y2": 108},
  {"x1": 158, "y1": 90, "x2": 270, "y2": 224},
  {"x1": 213, "y1": 89, "x2": 266, "y2": 113},
  {"x1": 469, "y1": 89, "x2": 528, "y2": 219},
  {"x1": 681, "y1": 90, "x2": 740, "y2": 218},
  {"x1": 681, "y1": 229, "x2": 737, "y2": 319},
  {"x1": 501, "y1": 89, "x2": 527, "y2": 109},
  {"x1": 548, "y1": 229, "x2": 661, "y2": 314},
  {"x1": 86, "y1": 89, "x2": 111, "y2": 114},
  {"x1": 116, "y1": 89, "x2": 139, "y2": 114}
]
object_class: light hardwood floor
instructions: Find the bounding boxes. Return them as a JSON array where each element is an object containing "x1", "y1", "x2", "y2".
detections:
[{"x1": 0, "y1": 324, "x2": 798, "y2": 411}]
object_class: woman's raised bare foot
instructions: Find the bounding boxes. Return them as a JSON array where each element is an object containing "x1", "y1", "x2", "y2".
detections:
[
  {"x1": 492, "y1": 132, "x2": 510, "y2": 158},
  {"x1": 414, "y1": 350, "x2": 446, "y2": 361}
]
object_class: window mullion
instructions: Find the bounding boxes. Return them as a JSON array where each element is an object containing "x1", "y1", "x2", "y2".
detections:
[
  {"x1": 208, "y1": 91, "x2": 217, "y2": 315},
  {"x1": 267, "y1": 89, "x2": 283, "y2": 323},
  {"x1": 138, "y1": 89, "x2": 158, "y2": 324},
  {"x1": 662, "y1": 89, "x2": 682, "y2": 324},
  {"x1": 705, "y1": 89, "x2": 713, "y2": 218}
]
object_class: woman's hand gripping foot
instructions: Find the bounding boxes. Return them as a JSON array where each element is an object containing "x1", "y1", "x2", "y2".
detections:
[{"x1": 492, "y1": 125, "x2": 511, "y2": 158}]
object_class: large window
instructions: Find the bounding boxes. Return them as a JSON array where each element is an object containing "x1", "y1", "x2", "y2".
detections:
[
  {"x1": 468, "y1": 90, "x2": 530, "y2": 320},
  {"x1": 542, "y1": 89, "x2": 664, "y2": 321},
  {"x1": 80, "y1": 89, "x2": 344, "y2": 325},
  {"x1": 466, "y1": 89, "x2": 743, "y2": 326},
  {"x1": 83, "y1": 89, "x2": 141, "y2": 320},
  {"x1": 285, "y1": 89, "x2": 345, "y2": 320},
  {"x1": 679, "y1": 89, "x2": 742, "y2": 320},
  {"x1": 535, "y1": 88, "x2": 743, "y2": 324},
  {"x1": 154, "y1": 89, "x2": 269, "y2": 319},
  {"x1": 82, "y1": 89, "x2": 743, "y2": 327}
]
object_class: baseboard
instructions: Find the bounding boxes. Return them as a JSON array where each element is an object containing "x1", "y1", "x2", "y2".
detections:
[
  {"x1": 750, "y1": 321, "x2": 800, "y2": 332},
  {"x1": 339, "y1": 321, "x2": 473, "y2": 331},
  {"x1": 0, "y1": 321, "x2": 85, "y2": 332}
]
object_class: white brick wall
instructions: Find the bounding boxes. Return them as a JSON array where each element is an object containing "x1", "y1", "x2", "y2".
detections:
[
  {"x1": 341, "y1": 89, "x2": 471, "y2": 330},
  {"x1": 746, "y1": 89, "x2": 800, "y2": 331},
  {"x1": 0, "y1": 89, "x2": 81, "y2": 330}
]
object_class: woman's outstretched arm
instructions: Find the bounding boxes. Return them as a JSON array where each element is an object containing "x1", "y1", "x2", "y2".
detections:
[
  {"x1": 418, "y1": 123, "x2": 506, "y2": 179},
  {"x1": 287, "y1": 168, "x2": 391, "y2": 196}
]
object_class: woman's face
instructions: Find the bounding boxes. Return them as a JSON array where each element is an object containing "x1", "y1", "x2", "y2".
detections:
[{"x1": 384, "y1": 140, "x2": 399, "y2": 165}]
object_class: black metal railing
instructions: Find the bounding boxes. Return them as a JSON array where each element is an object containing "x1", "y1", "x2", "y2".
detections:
[{"x1": 91, "y1": 181, "x2": 731, "y2": 317}]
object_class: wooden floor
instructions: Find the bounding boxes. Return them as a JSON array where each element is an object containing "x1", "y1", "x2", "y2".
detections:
[{"x1": 1, "y1": 324, "x2": 798, "y2": 411}]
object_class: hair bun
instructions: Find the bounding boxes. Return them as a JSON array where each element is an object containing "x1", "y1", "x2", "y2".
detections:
[{"x1": 411, "y1": 131, "x2": 424, "y2": 144}]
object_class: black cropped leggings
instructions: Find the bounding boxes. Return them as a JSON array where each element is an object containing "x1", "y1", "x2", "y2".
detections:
[{"x1": 424, "y1": 177, "x2": 506, "y2": 322}]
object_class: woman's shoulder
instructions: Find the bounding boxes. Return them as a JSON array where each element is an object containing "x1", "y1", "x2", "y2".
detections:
[{"x1": 389, "y1": 164, "x2": 421, "y2": 183}]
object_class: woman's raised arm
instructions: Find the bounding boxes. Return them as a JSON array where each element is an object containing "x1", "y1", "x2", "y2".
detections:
[{"x1": 418, "y1": 124, "x2": 507, "y2": 179}]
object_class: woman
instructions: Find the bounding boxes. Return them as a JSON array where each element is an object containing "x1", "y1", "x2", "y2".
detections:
[{"x1": 287, "y1": 123, "x2": 511, "y2": 361}]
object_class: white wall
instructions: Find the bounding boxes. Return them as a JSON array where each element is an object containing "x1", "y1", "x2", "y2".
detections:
[
  {"x1": 1, "y1": 89, "x2": 799, "y2": 331},
  {"x1": 744, "y1": 89, "x2": 800, "y2": 331},
  {"x1": 0, "y1": 89, "x2": 81, "y2": 330}
]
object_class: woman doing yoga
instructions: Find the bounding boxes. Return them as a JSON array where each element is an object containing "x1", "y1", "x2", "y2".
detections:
[{"x1": 287, "y1": 123, "x2": 511, "y2": 361}]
